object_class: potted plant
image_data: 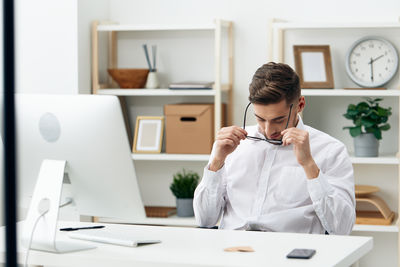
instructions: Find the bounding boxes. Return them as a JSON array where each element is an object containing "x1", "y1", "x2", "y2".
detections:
[
  {"x1": 169, "y1": 169, "x2": 200, "y2": 217},
  {"x1": 343, "y1": 97, "x2": 392, "y2": 157}
]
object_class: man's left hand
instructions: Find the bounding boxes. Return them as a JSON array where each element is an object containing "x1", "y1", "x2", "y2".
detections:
[{"x1": 281, "y1": 128, "x2": 320, "y2": 179}]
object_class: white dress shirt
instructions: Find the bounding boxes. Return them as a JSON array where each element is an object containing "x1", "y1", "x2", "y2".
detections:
[{"x1": 193, "y1": 116, "x2": 355, "y2": 235}]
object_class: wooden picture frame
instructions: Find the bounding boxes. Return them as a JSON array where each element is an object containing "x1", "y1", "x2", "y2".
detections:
[
  {"x1": 133, "y1": 116, "x2": 164, "y2": 153},
  {"x1": 293, "y1": 45, "x2": 334, "y2": 89}
]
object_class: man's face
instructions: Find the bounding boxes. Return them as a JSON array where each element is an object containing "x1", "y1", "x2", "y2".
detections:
[{"x1": 253, "y1": 97, "x2": 304, "y2": 140}]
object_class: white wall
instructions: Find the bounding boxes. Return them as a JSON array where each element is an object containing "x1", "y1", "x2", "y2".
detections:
[
  {"x1": 15, "y1": 0, "x2": 110, "y2": 94},
  {"x1": 16, "y1": 0, "x2": 79, "y2": 94},
  {"x1": 78, "y1": 0, "x2": 110, "y2": 94}
]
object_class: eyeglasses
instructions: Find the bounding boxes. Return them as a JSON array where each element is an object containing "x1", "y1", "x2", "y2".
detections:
[{"x1": 243, "y1": 103, "x2": 293, "y2": 145}]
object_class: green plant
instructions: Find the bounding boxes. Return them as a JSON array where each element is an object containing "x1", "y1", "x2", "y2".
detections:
[
  {"x1": 169, "y1": 169, "x2": 200, "y2": 199},
  {"x1": 343, "y1": 97, "x2": 392, "y2": 140}
]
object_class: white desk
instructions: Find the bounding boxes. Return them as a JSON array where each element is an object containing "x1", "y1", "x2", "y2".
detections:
[{"x1": 0, "y1": 221, "x2": 372, "y2": 267}]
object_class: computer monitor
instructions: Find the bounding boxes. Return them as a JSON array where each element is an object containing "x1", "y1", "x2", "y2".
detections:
[{"x1": 16, "y1": 93, "x2": 146, "y2": 252}]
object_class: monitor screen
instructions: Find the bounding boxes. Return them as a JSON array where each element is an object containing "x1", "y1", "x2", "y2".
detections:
[{"x1": 16, "y1": 93, "x2": 146, "y2": 222}]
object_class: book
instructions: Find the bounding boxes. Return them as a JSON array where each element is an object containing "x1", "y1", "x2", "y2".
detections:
[{"x1": 168, "y1": 81, "x2": 214, "y2": 90}]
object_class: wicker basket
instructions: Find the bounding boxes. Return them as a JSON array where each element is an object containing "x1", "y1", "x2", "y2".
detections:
[{"x1": 107, "y1": 68, "x2": 149, "y2": 88}]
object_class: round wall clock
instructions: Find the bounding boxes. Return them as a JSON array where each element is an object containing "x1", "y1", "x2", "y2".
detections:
[{"x1": 345, "y1": 36, "x2": 399, "y2": 88}]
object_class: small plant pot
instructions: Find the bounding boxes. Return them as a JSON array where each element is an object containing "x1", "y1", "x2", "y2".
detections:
[
  {"x1": 176, "y1": 198, "x2": 194, "y2": 217},
  {"x1": 354, "y1": 133, "x2": 379, "y2": 157}
]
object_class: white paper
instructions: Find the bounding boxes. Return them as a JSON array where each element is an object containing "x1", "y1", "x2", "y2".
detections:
[
  {"x1": 301, "y1": 52, "x2": 327, "y2": 82},
  {"x1": 137, "y1": 120, "x2": 161, "y2": 151}
]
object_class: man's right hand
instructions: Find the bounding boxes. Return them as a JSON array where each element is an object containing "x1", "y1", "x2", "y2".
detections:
[{"x1": 209, "y1": 126, "x2": 247, "y2": 172}]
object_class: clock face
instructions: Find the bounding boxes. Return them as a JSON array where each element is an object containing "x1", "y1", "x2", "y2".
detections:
[{"x1": 346, "y1": 37, "x2": 399, "y2": 88}]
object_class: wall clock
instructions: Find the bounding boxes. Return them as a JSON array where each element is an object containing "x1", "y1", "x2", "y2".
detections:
[{"x1": 345, "y1": 36, "x2": 398, "y2": 88}]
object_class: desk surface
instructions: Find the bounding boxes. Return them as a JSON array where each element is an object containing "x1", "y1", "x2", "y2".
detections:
[{"x1": 0, "y1": 221, "x2": 372, "y2": 267}]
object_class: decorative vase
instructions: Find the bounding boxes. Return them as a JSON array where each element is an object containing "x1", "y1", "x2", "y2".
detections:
[
  {"x1": 145, "y1": 71, "x2": 159, "y2": 89},
  {"x1": 176, "y1": 198, "x2": 194, "y2": 217},
  {"x1": 354, "y1": 133, "x2": 379, "y2": 157}
]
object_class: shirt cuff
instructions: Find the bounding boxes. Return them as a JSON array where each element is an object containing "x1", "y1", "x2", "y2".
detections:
[
  {"x1": 307, "y1": 171, "x2": 335, "y2": 203},
  {"x1": 201, "y1": 163, "x2": 225, "y2": 188}
]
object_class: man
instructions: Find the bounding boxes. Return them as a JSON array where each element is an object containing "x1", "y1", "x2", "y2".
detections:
[{"x1": 193, "y1": 62, "x2": 355, "y2": 235}]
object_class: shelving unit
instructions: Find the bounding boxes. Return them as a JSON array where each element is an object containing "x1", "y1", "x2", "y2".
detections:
[
  {"x1": 92, "y1": 19, "x2": 234, "y2": 132},
  {"x1": 131, "y1": 153, "x2": 399, "y2": 165},
  {"x1": 96, "y1": 24, "x2": 220, "y2": 32},
  {"x1": 350, "y1": 155, "x2": 399, "y2": 165},
  {"x1": 96, "y1": 88, "x2": 225, "y2": 96},
  {"x1": 302, "y1": 89, "x2": 400, "y2": 96},
  {"x1": 131, "y1": 153, "x2": 209, "y2": 162},
  {"x1": 353, "y1": 222, "x2": 399, "y2": 233},
  {"x1": 91, "y1": 19, "x2": 233, "y2": 226},
  {"x1": 96, "y1": 88, "x2": 400, "y2": 97},
  {"x1": 270, "y1": 19, "x2": 400, "y2": 266},
  {"x1": 271, "y1": 22, "x2": 400, "y2": 31}
]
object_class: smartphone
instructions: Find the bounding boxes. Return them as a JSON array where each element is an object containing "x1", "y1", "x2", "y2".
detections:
[{"x1": 286, "y1": 248, "x2": 316, "y2": 259}]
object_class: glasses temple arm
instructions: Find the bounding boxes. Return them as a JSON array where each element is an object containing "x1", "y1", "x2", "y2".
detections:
[
  {"x1": 243, "y1": 102, "x2": 252, "y2": 129},
  {"x1": 284, "y1": 104, "x2": 294, "y2": 129}
]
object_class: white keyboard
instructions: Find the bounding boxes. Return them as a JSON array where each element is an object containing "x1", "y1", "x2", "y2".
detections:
[{"x1": 68, "y1": 229, "x2": 161, "y2": 247}]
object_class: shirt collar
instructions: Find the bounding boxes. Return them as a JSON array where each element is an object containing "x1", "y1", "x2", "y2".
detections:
[{"x1": 296, "y1": 115, "x2": 305, "y2": 130}]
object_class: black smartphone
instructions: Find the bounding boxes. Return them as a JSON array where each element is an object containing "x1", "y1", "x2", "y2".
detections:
[{"x1": 286, "y1": 248, "x2": 316, "y2": 259}]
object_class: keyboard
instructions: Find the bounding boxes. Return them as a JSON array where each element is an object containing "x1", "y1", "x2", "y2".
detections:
[{"x1": 68, "y1": 229, "x2": 161, "y2": 247}]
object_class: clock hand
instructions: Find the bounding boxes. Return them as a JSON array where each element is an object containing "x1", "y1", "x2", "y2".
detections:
[
  {"x1": 369, "y1": 57, "x2": 374, "y2": 82},
  {"x1": 369, "y1": 54, "x2": 384, "y2": 64}
]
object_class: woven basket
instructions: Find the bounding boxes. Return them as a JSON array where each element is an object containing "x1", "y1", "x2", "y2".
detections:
[{"x1": 107, "y1": 68, "x2": 149, "y2": 88}]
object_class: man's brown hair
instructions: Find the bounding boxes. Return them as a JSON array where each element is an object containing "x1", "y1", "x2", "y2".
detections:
[{"x1": 248, "y1": 62, "x2": 300, "y2": 105}]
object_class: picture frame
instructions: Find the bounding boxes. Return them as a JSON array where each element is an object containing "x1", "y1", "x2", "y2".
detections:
[
  {"x1": 293, "y1": 45, "x2": 334, "y2": 89},
  {"x1": 133, "y1": 116, "x2": 164, "y2": 153}
]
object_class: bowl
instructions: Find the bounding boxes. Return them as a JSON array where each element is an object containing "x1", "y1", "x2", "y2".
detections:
[{"x1": 107, "y1": 68, "x2": 149, "y2": 88}]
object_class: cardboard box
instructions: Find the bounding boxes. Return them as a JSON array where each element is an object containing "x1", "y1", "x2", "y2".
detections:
[{"x1": 164, "y1": 104, "x2": 225, "y2": 154}]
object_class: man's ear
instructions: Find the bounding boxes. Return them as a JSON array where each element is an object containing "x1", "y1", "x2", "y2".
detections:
[{"x1": 298, "y1": 96, "x2": 305, "y2": 113}]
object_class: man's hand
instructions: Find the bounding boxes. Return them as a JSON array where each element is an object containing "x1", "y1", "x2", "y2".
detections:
[
  {"x1": 281, "y1": 128, "x2": 319, "y2": 179},
  {"x1": 209, "y1": 126, "x2": 247, "y2": 172}
]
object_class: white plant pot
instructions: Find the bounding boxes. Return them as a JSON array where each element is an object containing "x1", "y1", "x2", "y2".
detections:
[{"x1": 354, "y1": 133, "x2": 379, "y2": 157}]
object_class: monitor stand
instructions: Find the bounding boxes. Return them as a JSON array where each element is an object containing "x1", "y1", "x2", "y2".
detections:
[{"x1": 21, "y1": 159, "x2": 96, "y2": 253}]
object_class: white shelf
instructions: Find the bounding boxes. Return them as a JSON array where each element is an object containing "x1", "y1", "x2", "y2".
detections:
[
  {"x1": 350, "y1": 155, "x2": 399, "y2": 165},
  {"x1": 97, "y1": 89, "x2": 217, "y2": 96},
  {"x1": 132, "y1": 153, "x2": 399, "y2": 164},
  {"x1": 97, "y1": 24, "x2": 216, "y2": 32},
  {"x1": 132, "y1": 153, "x2": 210, "y2": 161},
  {"x1": 352, "y1": 224, "x2": 398, "y2": 233},
  {"x1": 273, "y1": 22, "x2": 400, "y2": 30},
  {"x1": 302, "y1": 89, "x2": 400, "y2": 96}
]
